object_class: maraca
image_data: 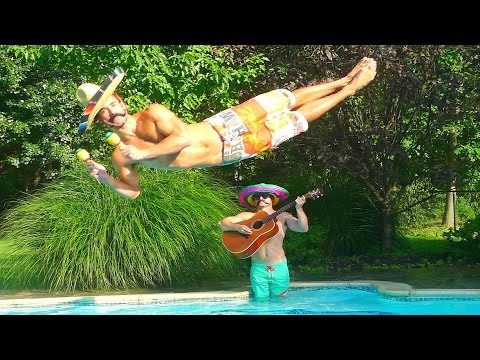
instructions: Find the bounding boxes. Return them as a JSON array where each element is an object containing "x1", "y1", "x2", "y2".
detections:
[
  {"x1": 105, "y1": 131, "x2": 122, "y2": 146},
  {"x1": 75, "y1": 148, "x2": 92, "y2": 163}
]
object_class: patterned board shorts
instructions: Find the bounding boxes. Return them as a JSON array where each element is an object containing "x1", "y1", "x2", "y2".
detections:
[{"x1": 203, "y1": 89, "x2": 309, "y2": 165}]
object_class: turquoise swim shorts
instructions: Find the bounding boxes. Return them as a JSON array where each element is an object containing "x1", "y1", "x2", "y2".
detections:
[{"x1": 250, "y1": 259, "x2": 290, "y2": 298}]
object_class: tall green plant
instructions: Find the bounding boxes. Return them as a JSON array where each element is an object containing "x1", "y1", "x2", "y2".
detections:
[
  {"x1": 313, "y1": 175, "x2": 381, "y2": 256},
  {"x1": 0, "y1": 165, "x2": 244, "y2": 291}
]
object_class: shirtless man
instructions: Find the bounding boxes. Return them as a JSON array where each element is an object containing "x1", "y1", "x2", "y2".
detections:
[
  {"x1": 218, "y1": 183, "x2": 308, "y2": 298},
  {"x1": 76, "y1": 57, "x2": 377, "y2": 199}
]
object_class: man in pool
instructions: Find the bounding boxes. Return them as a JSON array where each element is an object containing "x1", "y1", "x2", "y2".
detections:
[
  {"x1": 76, "y1": 57, "x2": 377, "y2": 200},
  {"x1": 218, "y1": 183, "x2": 308, "y2": 299}
]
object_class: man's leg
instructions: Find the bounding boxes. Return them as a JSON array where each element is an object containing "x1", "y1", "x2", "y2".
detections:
[
  {"x1": 270, "y1": 260, "x2": 290, "y2": 297},
  {"x1": 296, "y1": 59, "x2": 377, "y2": 123},
  {"x1": 250, "y1": 263, "x2": 271, "y2": 299},
  {"x1": 290, "y1": 57, "x2": 373, "y2": 108}
]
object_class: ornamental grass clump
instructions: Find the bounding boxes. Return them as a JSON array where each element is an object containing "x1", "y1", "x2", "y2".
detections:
[{"x1": 0, "y1": 164, "x2": 243, "y2": 291}]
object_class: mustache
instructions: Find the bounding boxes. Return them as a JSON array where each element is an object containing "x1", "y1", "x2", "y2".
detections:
[{"x1": 108, "y1": 111, "x2": 127, "y2": 123}]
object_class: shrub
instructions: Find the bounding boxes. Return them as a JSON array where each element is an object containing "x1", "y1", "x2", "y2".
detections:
[{"x1": 0, "y1": 164, "x2": 244, "y2": 291}]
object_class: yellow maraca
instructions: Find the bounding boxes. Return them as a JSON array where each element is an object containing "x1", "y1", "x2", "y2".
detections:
[
  {"x1": 75, "y1": 148, "x2": 92, "y2": 163},
  {"x1": 105, "y1": 131, "x2": 122, "y2": 146}
]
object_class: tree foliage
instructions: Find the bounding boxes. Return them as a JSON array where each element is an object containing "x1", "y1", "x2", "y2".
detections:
[
  {"x1": 2, "y1": 44, "x2": 480, "y2": 261},
  {"x1": 221, "y1": 45, "x2": 480, "y2": 252},
  {"x1": 0, "y1": 45, "x2": 267, "y2": 212}
]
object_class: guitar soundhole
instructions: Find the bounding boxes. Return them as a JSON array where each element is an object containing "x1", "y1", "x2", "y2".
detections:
[{"x1": 252, "y1": 221, "x2": 263, "y2": 230}]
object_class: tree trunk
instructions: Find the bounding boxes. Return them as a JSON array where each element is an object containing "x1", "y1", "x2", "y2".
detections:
[
  {"x1": 442, "y1": 131, "x2": 457, "y2": 229},
  {"x1": 442, "y1": 183, "x2": 456, "y2": 229},
  {"x1": 381, "y1": 205, "x2": 393, "y2": 253}
]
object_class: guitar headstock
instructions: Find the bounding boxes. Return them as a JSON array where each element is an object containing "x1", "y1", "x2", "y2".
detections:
[{"x1": 305, "y1": 188, "x2": 324, "y2": 200}]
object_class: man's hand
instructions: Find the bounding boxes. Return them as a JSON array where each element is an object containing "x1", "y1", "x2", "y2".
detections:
[
  {"x1": 295, "y1": 195, "x2": 306, "y2": 209},
  {"x1": 87, "y1": 160, "x2": 109, "y2": 183},
  {"x1": 119, "y1": 144, "x2": 147, "y2": 161},
  {"x1": 236, "y1": 224, "x2": 252, "y2": 235}
]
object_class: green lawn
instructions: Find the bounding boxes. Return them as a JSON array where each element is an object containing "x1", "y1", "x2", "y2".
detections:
[{"x1": 401, "y1": 224, "x2": 458, "y2": 256}]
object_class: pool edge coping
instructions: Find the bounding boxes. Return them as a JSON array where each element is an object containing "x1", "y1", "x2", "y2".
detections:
[
  {"x1": 2, "y1": 280, "x2": 480, "y2": 308},
  {"x1": 291, "y1": 280, "x2": 480, "y2": 297}
]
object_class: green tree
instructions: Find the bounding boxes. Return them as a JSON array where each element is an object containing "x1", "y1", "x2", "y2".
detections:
[
  {"x1": 312, "y1": 45, "x2": 480, "y2": 251},
  {"x1": 0, "y1": 45, "x2": 79, "y2": 211},
  {"x1": 226, "y1": 45, "x2": 480, "y2": 253},
  {"x1": 0, "y1": 45, "x2": 267, "y2": 212}
]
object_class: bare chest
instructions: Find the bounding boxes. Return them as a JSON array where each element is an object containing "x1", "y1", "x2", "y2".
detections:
[{"x1": 133, "y1": 121, "x2": 164, "y2": 145}]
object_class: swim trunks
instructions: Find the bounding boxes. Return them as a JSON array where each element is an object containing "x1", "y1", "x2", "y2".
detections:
[
  {"x1": 203, "y1": 89, "x2": 309, "y2": 165},
  {"x1": 250, "y1": 259, "x2": 290, "y2": 298}
]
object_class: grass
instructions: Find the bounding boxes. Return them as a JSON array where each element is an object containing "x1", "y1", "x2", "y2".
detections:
[
  {"x1": 404, "y1": 237, "x2": 452, "y2": 256},
  {"x1": 0, "y1": 164, "x2": 246, "y2": 291},
  {"x1": 398, "y1": 224, "x2": 462, "y2": 256},
  {"x1": 292, "y1": 224, "x2": 480, "y2": 275},
  {"x1": 403, "y1": 223, "x2": 450, "y2": 239},
  {"x1": 0, "y1": 242, "x2": 11, "y2": 284}
]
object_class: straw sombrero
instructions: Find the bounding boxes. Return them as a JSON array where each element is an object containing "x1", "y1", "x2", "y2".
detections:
[
  {"x1": 76, "y1": 67, "x2": 125, "y2": 134},
  {"x1": 239, "y1": 183, "x2": 289, "y2": 207}
]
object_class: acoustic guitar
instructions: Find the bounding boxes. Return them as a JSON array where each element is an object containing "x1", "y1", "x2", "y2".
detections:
[{"x1": 222, "y1": 188, "x2": 323, "y2": 259}]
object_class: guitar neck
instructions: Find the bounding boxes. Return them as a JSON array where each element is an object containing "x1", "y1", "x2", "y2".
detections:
[
  {"x1": 260, "y1": 188, "x2": 322, "y2": 224},
  {"x1": 262, "y1": 201, "x2": 297, "y2": 223}
]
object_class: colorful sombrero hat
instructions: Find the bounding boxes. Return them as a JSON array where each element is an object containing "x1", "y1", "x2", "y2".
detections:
[
  {"x1": 76, "y1": 67, "x2": 125, "y2": 135},
  {"x1": 239, "y1": 183, "x2": 289, "y2": 207}
]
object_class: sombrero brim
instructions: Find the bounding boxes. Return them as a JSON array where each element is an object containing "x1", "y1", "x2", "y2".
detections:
[
  {"x1": 239, "y1": 183, "x2": 289, "y2": 207},
  {"x1": 78, "y1": 67, "x2": 125, "y2": 135}
]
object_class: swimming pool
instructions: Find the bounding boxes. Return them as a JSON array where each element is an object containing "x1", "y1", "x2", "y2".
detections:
[{"x1": 2, "y1": 281, "x2": 480, "y2": 315}]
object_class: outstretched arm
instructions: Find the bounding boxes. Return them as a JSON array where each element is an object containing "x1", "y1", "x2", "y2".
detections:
[
  {"x1": 120, "y1": 104, "x2": 192, "y2": 161},
  {"x1": 87, "y1": 157, "x2": 141, "y2": 200}
]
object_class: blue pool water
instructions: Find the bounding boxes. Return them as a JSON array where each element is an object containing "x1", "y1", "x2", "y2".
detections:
[{"x1": 2, "y1": 286, "x2": 480, "y2": 315}]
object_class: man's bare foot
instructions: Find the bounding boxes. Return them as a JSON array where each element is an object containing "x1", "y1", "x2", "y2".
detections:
[
  {"x1": 345, "y1": 59, "x2": 377, "y2": 93},
  {"x1": 345, "y1": 57, "x2": 373, "y2": 82}
]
